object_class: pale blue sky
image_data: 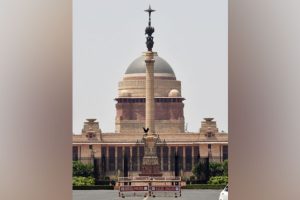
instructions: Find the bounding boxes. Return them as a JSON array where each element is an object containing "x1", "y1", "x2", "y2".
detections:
[{"x1": 73, "y1": 0, "x2": 228, "y2": 133}]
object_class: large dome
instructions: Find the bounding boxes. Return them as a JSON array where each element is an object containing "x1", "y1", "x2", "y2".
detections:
[{"x1": 125, "y1": 54, "x2": 175, "y2": 77}]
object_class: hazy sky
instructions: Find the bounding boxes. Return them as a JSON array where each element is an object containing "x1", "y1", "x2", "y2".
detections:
[{"x1": 73, "y1": 0, "x2": 228, "y2": 133}]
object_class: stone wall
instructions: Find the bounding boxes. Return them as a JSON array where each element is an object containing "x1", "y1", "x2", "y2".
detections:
[{"x1": 118, "y1": 78, "x2": 181, "y2": 97}]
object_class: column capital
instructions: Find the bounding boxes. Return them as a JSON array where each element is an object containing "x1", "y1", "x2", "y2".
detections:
[{"x1": 143, "y1": 51, "x2": 157, "y2": 60}]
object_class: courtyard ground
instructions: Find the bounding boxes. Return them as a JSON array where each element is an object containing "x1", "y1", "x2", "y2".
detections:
[{"x1": 73, "y1": 189, "x2": 222, "y2": 200}]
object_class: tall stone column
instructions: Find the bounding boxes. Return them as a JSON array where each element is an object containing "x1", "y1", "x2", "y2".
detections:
[
  {"x1": 139, "y1": 5, "x2": 162, "y2": 177},
  {"x1": 144, "y1": 51, "x2": 155, "y2": 133}
]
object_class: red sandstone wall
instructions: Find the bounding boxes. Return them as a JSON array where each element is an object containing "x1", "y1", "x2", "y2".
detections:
[{"x1": 115, "y1": 102, "x2": 184, "y2": 121}]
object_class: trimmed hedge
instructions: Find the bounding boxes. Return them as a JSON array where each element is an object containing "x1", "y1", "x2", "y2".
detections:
[
  {"x1": 73, "y1": 184, "x2": 225, "y2": 190},
  {"x1": 95, "y1": 180, "x2": 116, "y2": 185},
  {"x1": 73, "y1": 176, "x2": 95, "y2": 186},
  {"x1": 73, "y1": 185, "x2": 114, "y2": 190},
  {"x1": 207, "y1": 176, "x2": 228, "y2": 185},
  {"x1": 182, "y1": 184, "x2": 226, "y2": 190}
]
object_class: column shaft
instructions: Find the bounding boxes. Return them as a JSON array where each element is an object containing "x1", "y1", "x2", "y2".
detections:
[{"x1": 145, "y1": 52, "x2": 155, "y2": 133}]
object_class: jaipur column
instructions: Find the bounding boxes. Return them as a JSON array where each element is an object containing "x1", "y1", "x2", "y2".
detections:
[{"x1": 144, "y1": 51, "x2": 155, "y2": 134}]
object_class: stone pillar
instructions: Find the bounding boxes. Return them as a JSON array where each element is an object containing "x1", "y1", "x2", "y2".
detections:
[
  {"x1": 200, "y1": 144, "x2": 208, "y2": 158},
  {"x1": 115, "y1": 146, "x2": 118, "y2": 171},
  {"x1": 79, "y1": 146, "x2": 82, "y2": 160},
  {"x1": 221, "y1": 145, "x2": 223, "y2": 161},
  {"x1": 106, "y1": 146, "x2": 109, "y2": 171},
  {"x1": 130, "y1": 146, "x2": 133, "y2": 171},
  {"x1": 98, "y1": 145, "x2": 102, "y2": 158},
  {"x1": 144, "y1": 51, "x2": 155, "y2": 133},
  {"x1": 211, "y1": 144, "x2": 220, "y2": 162}
]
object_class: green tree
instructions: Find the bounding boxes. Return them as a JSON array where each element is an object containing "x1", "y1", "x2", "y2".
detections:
[{"x1": 72, "y1": 161, "x2": 94, "y2": 177}]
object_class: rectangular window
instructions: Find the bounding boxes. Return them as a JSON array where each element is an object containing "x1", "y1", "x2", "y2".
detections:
[
  {"x1": 177, "y1": 146, "x2": 183, "y2": 170},
  {"x1": 170, "y1": 147, "x2": 176, "y2": 170},
  {"x1": 185, "y1": 146, "x2": 192, "y2": 171},
  {"x1": 72, "y1": 146, "x2": 78, "y2": 161},
  {"x1": 139, "y1": 146, "x2": 144, "y2": 170},
  {"x1": 108, "y1": 147, "x2": 115, "y2": 171},
  {"x1": 223, "y1": 145, "x2": 228, "y2": 161},
  {"x1": 132, "y1": 147, "x2": 138, "y2": 171},
  {"x1": 193, "y1": 146, "x2": 200, "y2": 165},
  {"x1": 163, "y1": 146, "x2": 169, "y2": 171},
  {"x1": 124, "y1": 147, "x2": 130, "y2": 170},
  {"x1": 117, "y1": 147, "x2": 123, "y2": 171},
  {"x1": 157, "y1": 146, "x2": 161, "y2": 168},
  {"x1": 101, "y1": 146, "x2": 107, "y2": 172}
]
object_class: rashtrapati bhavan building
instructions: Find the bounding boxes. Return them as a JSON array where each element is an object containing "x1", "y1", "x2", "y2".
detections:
[{"x1": 73, "y1": 7, "x2": 228, "y2": 179}]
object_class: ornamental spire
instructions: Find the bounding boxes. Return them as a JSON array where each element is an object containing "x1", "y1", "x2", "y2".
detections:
[{"x1": 144, "y1": 5, "x2": 155, "y2": 51}]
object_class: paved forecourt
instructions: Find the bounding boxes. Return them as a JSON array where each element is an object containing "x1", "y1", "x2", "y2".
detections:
[{"x1": 73, "y1": 189, "x2": 222, "y2": 200}]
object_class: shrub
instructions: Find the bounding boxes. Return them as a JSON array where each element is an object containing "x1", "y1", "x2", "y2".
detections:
[
  {"x1": 207, "y1": 176, "x2": 228, "y2": 185},
  {"x1": 223, "y1": 160, "x2": 228, "y2": 176},
  {"x1": 72, "y1": 176, "x2": 95, "y2": 186},
  {"x1": 192, "y1": 161, "x2": 209, "y2": 182},
  {"x1": 189, "y1": 175, "x2": 195, "y2": 181},
  {"x1": 73, "y1": 185, "x2": 114, "y2": 190},
  {"x1": 73, "y1": 161, "x2": 94, "y2": 177},
  {"x1": 95, "y1": 180, "x2": 110, "y2": 185},
  {"x1": 182, "y1": 184, "x2": 226, "y2": 189},
  {"x1": 110, "y1": 180, "x2": 116, "y2": 186},
  {"x1": 209, "y1": 162, "x2": 224, "y2": 176}
]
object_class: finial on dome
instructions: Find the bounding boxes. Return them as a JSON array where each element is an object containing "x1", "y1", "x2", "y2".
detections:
[{"x1": 144, "y1": 5, "x2": 155, "y2": 51}]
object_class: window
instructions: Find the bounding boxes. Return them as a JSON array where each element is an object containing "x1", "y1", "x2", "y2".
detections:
[
  {"x1": 117, "y1": 147, "x2": 123, "y2": 170},
  {"x1": 108, "y1": 147, "x2": 115, "y2": 171},
  {"x1": 162, "y1": 146, "x2": 168, "y2": 171},
  {"x1": 177, "y1": 147, "x2": 183, "y2": 170},
  {"x1": 170, "y1": 147, "x2": 176, "y2": 170},
  {"x1": 132, "y1": 147, "x2": 138, "y2": 171},
  {"x1": 185, "y1": 146, "x2": 192, "y2": 171},
  {"x1": 193, "y1": 146, "x2": 200, "y2": 165},
  {"x1": 157, "y1": 146, "x2": 161, "y2": 168},
  {"x1": 72, "y1": 146, "x2": 78, "y2": 161},
  {"x1": 139, "y1": 146, "x2": 144, "y2": 171},
  {"x1": 223, "y1": 145, "x2": 228, "y2": 161}
]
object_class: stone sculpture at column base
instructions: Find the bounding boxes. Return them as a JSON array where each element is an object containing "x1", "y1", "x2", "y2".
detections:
[
  {"x1": 139, "y1": 134, "x2": 162, "y2": 177},
  {"x1": 139, "y1": 156, "x2": 162, "y2": 177}
]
